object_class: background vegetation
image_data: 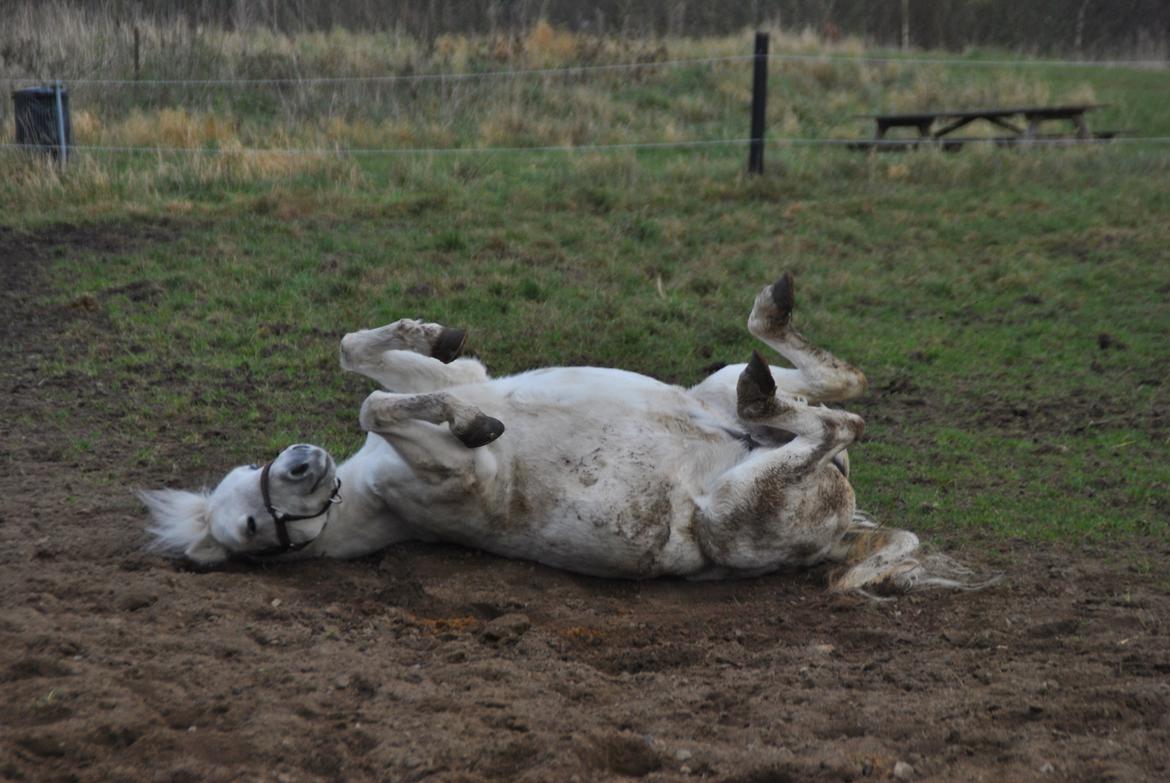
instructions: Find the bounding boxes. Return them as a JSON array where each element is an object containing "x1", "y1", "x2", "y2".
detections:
[
  {"x1": 5, "y1": 0, "x2": 1168, "y2": 57},
  {"x1": 0, "y1": 13, "x2": 1166, "y2": 547}
]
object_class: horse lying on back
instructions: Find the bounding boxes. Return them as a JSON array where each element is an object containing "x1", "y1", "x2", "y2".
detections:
[{"x1": 141, "y1": 273, "x2": 986, "y2": 593}]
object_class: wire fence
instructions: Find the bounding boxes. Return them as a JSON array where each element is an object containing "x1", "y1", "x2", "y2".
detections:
[
  {"x1": 4, "y1": 136, "x2": 1170, "y2": 159},
  {"x1": 2, "y1": 46, "x2": 1166, "y2": 163}
]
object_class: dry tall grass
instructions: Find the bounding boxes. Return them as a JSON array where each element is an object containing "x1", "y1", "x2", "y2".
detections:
[
  {"x1": 0, "y1": 3, "x2": 1116, "y2": 197},
  {"x1": 2, "y1": 11, "x2": 1096, "y2": 145}
]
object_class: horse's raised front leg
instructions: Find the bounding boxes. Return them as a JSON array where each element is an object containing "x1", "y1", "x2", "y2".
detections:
[
  {"x1": 359, "y1": 390, "x2": 504, "y2": 479},
  {"x1": 695, "y1": 351, "x2": 865, "y2": 575},
  {"x1": 360, "y1": 390, "x2": 504, "y2": 448},
  {"x1": 340, "y1": 319, "x2": 489, "y2": 393}
]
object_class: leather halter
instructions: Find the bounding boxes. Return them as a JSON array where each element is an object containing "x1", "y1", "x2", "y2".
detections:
[{"x1": 248, "y1": 461, "x2": 341, "y2": 559}]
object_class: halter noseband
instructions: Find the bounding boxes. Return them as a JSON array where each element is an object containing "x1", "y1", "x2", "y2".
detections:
[{"x1": 248, "y1": 460, "x2": 342, "y2": 559}]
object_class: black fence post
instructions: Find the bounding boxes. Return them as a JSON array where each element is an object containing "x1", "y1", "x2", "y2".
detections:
[
  {"x1": 748, "y1": 31, "x2": 769, "y2": 175},
  {"x1": 54, "y1": 81, "x2": 68, "y2": 170}
]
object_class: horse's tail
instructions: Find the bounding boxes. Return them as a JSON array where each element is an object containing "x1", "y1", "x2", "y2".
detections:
[{"x1": 827, "y1": 510, "x2": 1002, "y2": 596}]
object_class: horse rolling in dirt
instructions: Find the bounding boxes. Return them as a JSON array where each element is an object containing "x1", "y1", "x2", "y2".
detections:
[{"x1": 141, "y1": 273, "x2": 982, "y2": 594}]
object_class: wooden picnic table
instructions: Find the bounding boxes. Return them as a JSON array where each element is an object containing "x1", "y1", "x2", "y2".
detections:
[{"x1": 850, "y1": 104, "x2": 1122, "y2": 151}]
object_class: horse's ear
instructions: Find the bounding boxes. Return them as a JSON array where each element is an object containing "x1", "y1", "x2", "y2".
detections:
[{"x1": 137, "y1": 488, "x2": 228, "y2": 565}]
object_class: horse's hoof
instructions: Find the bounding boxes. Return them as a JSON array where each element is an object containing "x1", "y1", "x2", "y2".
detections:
[
  {"x1": 736, "y1": 350, "x2": 779, "y2": 421},
  {"x1": 745, "y1": 350, "x2": 777, "y2": 397},
  {"x1": 770, "y1": 271, "x2": 795, "y2": 326},
  {"x1": 454, "y1": 415, "x2": 505, "y2": 448},
  {"x1": 432, "y1": 327, "x2": 468, "y2": 364}
]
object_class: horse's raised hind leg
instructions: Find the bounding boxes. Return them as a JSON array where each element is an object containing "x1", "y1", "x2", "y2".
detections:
[
  {"x1": 341, "y1": 318, "x2": 489, "y2": 393},
  {"x1": 689, "y1": 272, "x2": 866, "y2": 418},
  {"x1": 695, "y1": 352, "x2": 865, "y2": 574},
  {"x1": 747, "y1": 272, "x2": 867, "y2": 403},
  {"x1": 734, "y1": 349, "x2": 864, "y2": 438}
]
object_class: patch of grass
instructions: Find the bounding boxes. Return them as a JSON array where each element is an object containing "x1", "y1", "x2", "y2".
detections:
[{"x1": 15, "y1": 142, "x2": 1166, "y2": 545}]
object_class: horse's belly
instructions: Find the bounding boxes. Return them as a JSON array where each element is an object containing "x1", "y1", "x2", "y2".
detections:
[
  {"x1": 468, "y1": 500, "x2": 707, "y2": 579},
  {"x1": 395, "y1": 378, "x2": 747, "y2": 577},
  {"x1": 472, "y1": 439, "x2": 742, "y2": 577}
]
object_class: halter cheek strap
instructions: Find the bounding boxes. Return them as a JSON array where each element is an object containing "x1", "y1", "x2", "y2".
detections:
[{"x1": 248, "y1": 461, "x2": 341, "y2": 559}]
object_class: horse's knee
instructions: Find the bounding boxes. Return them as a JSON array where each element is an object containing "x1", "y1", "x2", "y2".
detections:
[{"x1": 359, "y1": 390, "x2": 402, "y2": 432}]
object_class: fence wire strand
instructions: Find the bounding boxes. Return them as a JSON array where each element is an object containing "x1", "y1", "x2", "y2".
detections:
[
  {"x1": 3, "y1": 136, "x2": 1170, "y2": 158},
  {"x1": 1, "y1": 55, "x2": 756, "y2": 87}
]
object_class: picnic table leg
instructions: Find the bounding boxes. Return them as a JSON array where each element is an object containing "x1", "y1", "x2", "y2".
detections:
[
  {"x1": 912, "y1": 121, "x2": 932, "y2": 150},
  {"x1": 1074, "y1": 114, "x2": 1091, "y2": 140}
]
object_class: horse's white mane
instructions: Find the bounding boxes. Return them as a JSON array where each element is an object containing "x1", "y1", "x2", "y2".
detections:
[{"x1": 138, "y1": 488, "x2": 211, "y2": 558}]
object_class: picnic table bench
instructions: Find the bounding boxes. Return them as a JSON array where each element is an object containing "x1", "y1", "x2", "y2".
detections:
[{"x1": 849, "y1": 104, "x2": 1124, "y2": 151}]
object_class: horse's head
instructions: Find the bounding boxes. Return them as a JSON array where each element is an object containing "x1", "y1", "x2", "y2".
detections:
[{"x1": 139, "y1": 443, "x2": 340, "y2": 565}]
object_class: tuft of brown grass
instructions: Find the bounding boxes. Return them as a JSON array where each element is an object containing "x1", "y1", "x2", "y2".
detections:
[
  {"x1": 523, "y1": 20, "x2": 580, "y2": 66},
  {"x1": 558, "y1": 625, "x2": 604, "y2": 643},
  {"x1": 111, "y1": 109, "x2": 239, "y2": 149}
]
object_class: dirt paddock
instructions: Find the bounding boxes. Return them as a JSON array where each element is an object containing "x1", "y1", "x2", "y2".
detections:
[{"x1": 2, "y1": 224, "x2": 1168, "y2": 782}]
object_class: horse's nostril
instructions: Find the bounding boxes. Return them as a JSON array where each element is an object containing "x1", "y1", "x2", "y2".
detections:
[{"x1": 290, "y1": 462, "x2": 309, "y2": 478}]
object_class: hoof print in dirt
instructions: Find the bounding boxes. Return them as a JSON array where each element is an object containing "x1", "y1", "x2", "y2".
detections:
[{"x1": 479, "y1": 612, "x2": 531, "y2": 645}]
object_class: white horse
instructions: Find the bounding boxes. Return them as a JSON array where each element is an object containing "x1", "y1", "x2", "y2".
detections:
[{"x1": 141, "y1": 274, "x2": 978, "y2": 593}]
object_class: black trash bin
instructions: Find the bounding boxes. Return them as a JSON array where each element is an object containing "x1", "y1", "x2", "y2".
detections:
[{"x1": 13, "y1": 85, "x2": 72, "y2": 158}]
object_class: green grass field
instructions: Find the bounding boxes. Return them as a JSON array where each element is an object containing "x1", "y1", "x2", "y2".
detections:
[{"x1": 2, "y1": 26, "x2": 1167, "y2": 547}]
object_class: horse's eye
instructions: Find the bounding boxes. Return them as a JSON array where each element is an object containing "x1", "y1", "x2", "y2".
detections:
[
  {"x1": 246, "y1": 516, "x2": 257, "y2": 536},
  {"x1": 248, "y1": 464, "x2": 259, "y2": 470}
]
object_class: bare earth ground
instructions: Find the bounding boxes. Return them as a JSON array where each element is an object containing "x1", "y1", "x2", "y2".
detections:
[{"x1": 2, "y1": 223, "x2": 1168, "y2": 783}]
